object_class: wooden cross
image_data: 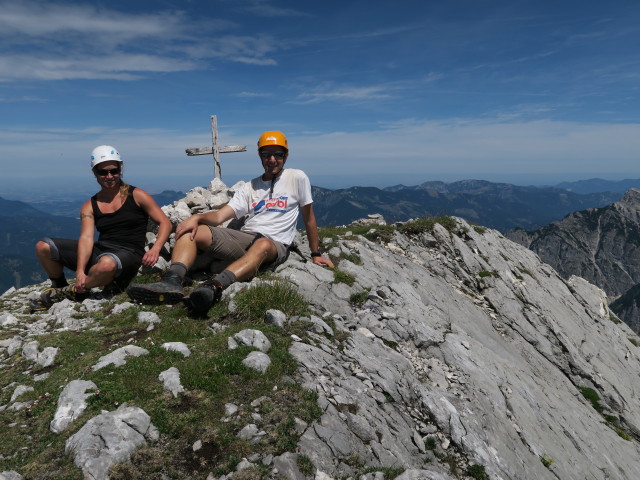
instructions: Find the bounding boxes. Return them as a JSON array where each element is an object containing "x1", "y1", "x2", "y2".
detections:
[{"x1": 185, "y1": 115, "x2": 247, "y2": 180}]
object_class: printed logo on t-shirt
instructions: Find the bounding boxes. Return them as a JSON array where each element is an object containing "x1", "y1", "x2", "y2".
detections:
[{"x1": 252, "y1": 196, "x2": 289, "y2": 213}]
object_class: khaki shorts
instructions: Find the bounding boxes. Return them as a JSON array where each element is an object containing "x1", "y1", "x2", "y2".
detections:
[{"x1": 198, "y1": 227, "x2": 289, "y2": 272}]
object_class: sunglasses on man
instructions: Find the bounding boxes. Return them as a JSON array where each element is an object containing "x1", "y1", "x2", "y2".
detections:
[{"x1": 259, "y1": 151, "x2": 286, "y2": 159}]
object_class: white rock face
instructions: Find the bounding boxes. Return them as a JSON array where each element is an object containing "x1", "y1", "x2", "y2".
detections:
[
  {"x1": 231, "y1": 329, "x2": 272, "y2": 352},
  {"x1": 242, "y1": 351, "x2": 271, "y2": 373},
  {"x1": 92, "y1": 345, "x2": 149, "y2": 371},
  {"x1": 158, "y1": 367, "x2": 185, "y2": 398},
  {"x1": 65, "y1": 404, "x2": 158, "y2": 480},
  {"x1": 50, "y1": 380, "x2": 98, "y2": 433}
]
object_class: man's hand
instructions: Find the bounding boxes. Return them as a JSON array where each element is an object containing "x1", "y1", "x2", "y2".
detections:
[
  {"x1": 74, "y1": 271, "x2": 89, "y2": 292},
  {"x1": 175, "y1": 215, "x2": 201, "y2": 240},
  {"x1": 313, "y1": 255, "x2": 334, "y2": 268}
]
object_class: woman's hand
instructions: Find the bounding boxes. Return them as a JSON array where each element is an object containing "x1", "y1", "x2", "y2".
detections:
[{"x1": 141, "y1": 249, "x2": 160, "y2": 267}]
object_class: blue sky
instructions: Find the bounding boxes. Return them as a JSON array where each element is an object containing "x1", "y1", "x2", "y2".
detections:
[{"x1": 1, "y1": 0, "x2": 639, "y2": 197}]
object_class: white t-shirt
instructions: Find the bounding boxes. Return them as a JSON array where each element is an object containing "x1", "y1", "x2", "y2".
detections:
[{"x1": 228, "y1": 168, "x2": 313, "y2": 245}]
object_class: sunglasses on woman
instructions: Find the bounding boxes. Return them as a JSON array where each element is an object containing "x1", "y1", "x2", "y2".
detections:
[{"x1": 95, "y1": 167, "x2": 121, "y2": 176}]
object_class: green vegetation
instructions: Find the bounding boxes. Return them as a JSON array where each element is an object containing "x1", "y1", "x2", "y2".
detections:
[
  {"x1": 349, "y1": 289, "x2": 371, "y2": 307},
  {"x1": 332, "y1": 268, "x2": 356, "y2": 286},
  {"x1": 540, "y1": 454, "x2": 554, "y2": 468},
  {"x1": 233, "y1": 279, "x2": 311, "y2": 320},
  {"x1": 473, "y1": 225, "x2": 487, "y2": 234},
  {"x1": 478, "y1": 270, "x2": 498, "y2": 278},
  {"x1": 579, "y1": 387, "x2": 634, "y2": 442},
  {"x1": 424, "y1": 436, "x2": 438, "y2": 450},
  {"x1": 398, "y1": 216, "x2": 457, "y2": 236},
  {"x1": 609, "y1": 314, "x2": 622, "y2": 325},
  {"x1": 467, "y1": 464, "x2": 489, "y2": 480},
  {"x1": 579, "y1": 387, "x2": 603, "y2": 413},
  {"x1": 297, "y1": 454, "x2": 315, "y2": 476},
  {"x1": 0, "y1": 281, "x2": 323, "y2": 479},
  {"x1": 517, "y1": 266, "x2": 533, "y2": 277},
  {"x1": 317, "y1": 215, "x2": 460, "y2": 248},
  {"x1": 628, "y1": 337, "x2": 639, "y2": 347}
]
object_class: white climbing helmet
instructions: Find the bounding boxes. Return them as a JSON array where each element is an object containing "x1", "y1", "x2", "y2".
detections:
[{"x1": 90, "y1": 145, "x2": 122, "y2": 168}]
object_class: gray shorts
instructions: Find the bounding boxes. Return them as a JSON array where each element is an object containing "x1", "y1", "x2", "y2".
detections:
[{"x1": 199, "y1": 227, "x2": 290, "y2": 272}]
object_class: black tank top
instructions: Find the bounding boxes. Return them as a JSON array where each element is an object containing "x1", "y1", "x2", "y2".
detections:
[{"x1": 91, "y1": 185, "x2": 148, "y2": 256}]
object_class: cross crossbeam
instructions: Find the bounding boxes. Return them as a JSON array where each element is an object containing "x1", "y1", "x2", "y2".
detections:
[{"x1": 185, "y1": 115, "x2": 247, "y2": 179}]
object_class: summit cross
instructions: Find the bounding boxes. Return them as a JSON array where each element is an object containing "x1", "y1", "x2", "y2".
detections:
[{"x1": 185, "y1": 115, "x2": 247, "y2": 180}]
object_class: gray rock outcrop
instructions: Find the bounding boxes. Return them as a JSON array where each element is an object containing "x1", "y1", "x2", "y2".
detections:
[
  {"x1": 274, "y1": 218, "x2": 640, "y2": 479},
  {"x1": 508, "y1": 188, "x2": 640, "y2": 298},
  {"x1": 50, "y1": 380, "x2": 98, "y2": 433},
  {"x1": 65, "y1": 404, "x2": 158, "y2": 480}
]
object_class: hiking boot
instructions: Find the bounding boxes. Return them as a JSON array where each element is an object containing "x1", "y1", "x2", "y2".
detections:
[
  {"x1": 184, "y1": 278, "x2": 223, "y2": 317},
  {"x1": 32, "y1": 285, "x2": 90, "y2": 311},
  {"x1": 126, "y1": 272, "x2": 184, "y2": 305}
]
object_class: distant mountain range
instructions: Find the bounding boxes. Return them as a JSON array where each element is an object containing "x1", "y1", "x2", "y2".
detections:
[{"x1": 311, "y1": 180, "x2": 621, "y2": 231}]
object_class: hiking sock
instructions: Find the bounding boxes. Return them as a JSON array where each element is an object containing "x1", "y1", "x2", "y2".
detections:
[
  {"x1": 168, "y1": 262, "x2": 188, "y2": 281},
  {"x1": 49, "y1": 276, "x2": 68, "y2": 288},
  {"x1": 214, "y1": 270, "x2": 237, "y2": 290}
]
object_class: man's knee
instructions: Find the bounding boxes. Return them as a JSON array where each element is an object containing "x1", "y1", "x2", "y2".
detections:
[{"x1": 250, "y1": 237, "x2": 277, "y2": 260}]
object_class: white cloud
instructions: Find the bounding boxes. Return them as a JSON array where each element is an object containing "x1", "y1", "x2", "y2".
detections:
[
  {"x1": 0, "y1": 1, "x2": 279, "y2": 81},
  {"x1": 295, "y1": 84, "x2": 394, "y2": 104},
  {"x1": 4, "y1": 118, "x2": 639, "y2": 188}
]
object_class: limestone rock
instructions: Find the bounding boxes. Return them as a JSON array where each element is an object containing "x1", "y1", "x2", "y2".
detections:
[
  {"x1": 65, "y1": 404, "x2": 158, "y2": 480},
  {"x1": 158, "y1": 367, "x2": 185, "y2": 398},
  {"x1": 242, "y1": 351, "x2": 271, "y2": 373},
  {"x1": 92, "y1": 345, "x2": 149, "y2": 371},
  {"x1": 50, "y1": 380, "x2": 98, "y2": 433}
]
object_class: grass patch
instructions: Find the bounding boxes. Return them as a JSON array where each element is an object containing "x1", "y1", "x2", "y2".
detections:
[
  {"x1": 517, "y1": 266, "x2": 533, "y2": 277},
  {"x1": 297, "y1": 454, "x2": 315, "y2": 476},
  {"x1": 628, "y1": 337, "x2": 639, "y2": 347},
  {"x1": 478, "y1": 270, "x2": 497, "y2": 278},
  {"x1": 0, "y1": 278, "x2": 323, "y2": 479},
  {"x1": 424, "y1": 436, "x2": 437, "y2": 450},
  {"x1": 398, "y1": 216, "x2": 457, "y2": 236},
  {"x1": 473, "y1": 225, "x2": 487, "y2": 234},
  {"x1": 467, "y1": 464, "x2": 489, "y2": 480},
  {"x1": 609, "y1": 314, "x2": 622, "y2": 325},
  {"x1": 349, "y1": 289, "x2": 370, "y2": 307},
  {"x1": 540, "y1": 454, "x2": 554, "y2": 468},
  {"x1": 332, "y1": 268, "x2": 356, "y2": 286},
  {"x1": 579, "y1": 387, "x2": 603, "y2": 413},
  {"x1": 233, "y1": 279, "x2": 311, "y2": 321}
]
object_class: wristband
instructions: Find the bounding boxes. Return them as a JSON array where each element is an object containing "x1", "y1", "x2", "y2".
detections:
[{"x1": 310, "y1": 251, "x2": 322, "y2": 257}]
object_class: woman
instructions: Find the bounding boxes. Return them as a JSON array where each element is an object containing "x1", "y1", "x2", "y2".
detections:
[{"x1": 33, "y1": 145, "x2": 172, "y2": 309}]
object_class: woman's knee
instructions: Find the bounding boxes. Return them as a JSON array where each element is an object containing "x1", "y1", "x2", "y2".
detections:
[
  {"x1": 35, "y1": 240, "x2": 51, "y2": 258},
  {"x1": 94, "y1": 256, "x2": 118, "y2": 275}
]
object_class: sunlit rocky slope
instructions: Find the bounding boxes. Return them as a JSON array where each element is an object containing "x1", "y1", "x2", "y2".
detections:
[{"x1": 1, "y1": 180, "x2": 640, "y2": 480}]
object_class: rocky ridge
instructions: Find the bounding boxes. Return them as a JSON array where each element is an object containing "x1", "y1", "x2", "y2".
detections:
[{"x1": 1, "y1": 180, "x2": 640, "y2": 479}]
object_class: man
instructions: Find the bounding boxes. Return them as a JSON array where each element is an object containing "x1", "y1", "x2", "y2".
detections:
[{"x1": 126, "y1": 131, "x2": 334, "y2": 316}]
